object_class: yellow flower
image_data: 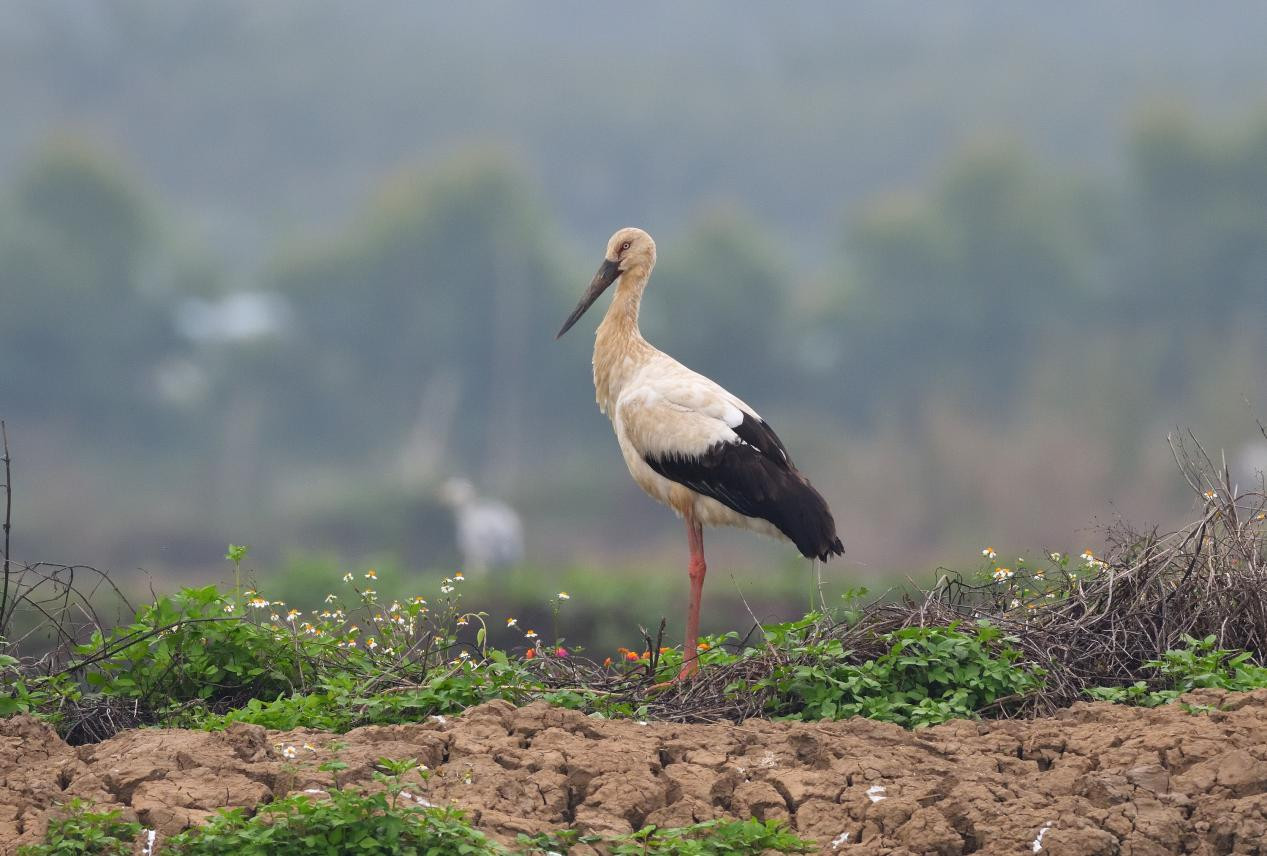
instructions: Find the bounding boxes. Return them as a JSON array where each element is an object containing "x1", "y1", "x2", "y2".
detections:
[
  {"x1": 506, "y1": 618, "x2": 518, "y2": 627},
  {"x1": 365, "y1": 569, "x2": 378, "y2": 580}
]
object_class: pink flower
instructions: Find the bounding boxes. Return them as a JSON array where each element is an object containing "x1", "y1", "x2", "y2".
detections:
[{"x1": 555, "y1": 646, "x2": 569, "y2": 658}]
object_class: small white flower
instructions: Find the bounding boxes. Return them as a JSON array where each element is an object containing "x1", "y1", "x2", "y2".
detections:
[
  {"x1": 459, "y1": 650, "x2": 471, "y2": 659},
  {"x1": 324, "y1": 593, "x2": 337, "y2": 604},
  {"x1": 992, "y1": 567, "x2": 1014, "y2": 582},
  {"x1": 1049, "y1": 552, "x2": 1062, "y2": 561},
  {"x1": 524, "y1": 629, "x2": 538, "y2": 639},
  {"x1": 440, "y1": 585, "x2": 454, "y2": 594},
  {"x1": 557, "y1": 591, "x2": 570, "y2": 600},
  {"x1": 342, "y1": 573, "x2": 354, "y2": 583},
  {"x1": 281, "y1": 745, "x2": 297, "y2": 760},
  {"x1": 365, "y1": 569, "x2": 378, "y2": 580},
  {"x1": 1010, "y1": 598, "x2": 1021, "y2": 609},
  {"x1": 981, "y1": 547, "x2": 997, "y2": 560},
  {"x1": 454, "y1": 572, "x2": 464, "y2": 582},
  {"x1": 506, "y1": 617, "x2": 518, "y2": 627},
  {"x1": 222, "y1": 603, "x2": 235, "y2": 613}
]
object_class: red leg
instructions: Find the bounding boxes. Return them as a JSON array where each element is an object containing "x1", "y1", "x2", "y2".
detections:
[{"x1": 678, "y1": 513, "x2": 707, "y2": 680}]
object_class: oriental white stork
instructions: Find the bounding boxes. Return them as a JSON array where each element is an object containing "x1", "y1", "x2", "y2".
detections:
[{"x1": 557, "y1": 227, "x2": 844, "y2": 682}]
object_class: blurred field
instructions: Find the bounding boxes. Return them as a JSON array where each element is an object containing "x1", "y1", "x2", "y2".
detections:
[{"x1": 2, "y1": 3, "x2": 1267, "y2": 637}]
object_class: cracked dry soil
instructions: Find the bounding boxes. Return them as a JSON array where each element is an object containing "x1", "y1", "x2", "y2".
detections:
[{"x1": 4, "y1": 690, "x2": 1267, "y2": 855}]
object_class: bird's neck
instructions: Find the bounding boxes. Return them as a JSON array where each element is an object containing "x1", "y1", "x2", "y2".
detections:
[{"x1": 593, "y1": 267, "x2": 654, "y2": 415}]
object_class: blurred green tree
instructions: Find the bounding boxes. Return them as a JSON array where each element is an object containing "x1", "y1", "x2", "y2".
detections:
[
  {"x1": 1128, "y1": 110, "x2": 1267, "y2": 322},
  {"x1": 641, "y1": 208, "x2": 795, "y2": 398},
  {"x1": 0, "y1": 140, "x2": 175, "y2": 437},
  {"x1": 268, "y1": 151, "x2": 573, "y2": 492},
  {"x1": 837, "y1": 143, "x2": 1114, "y2": 417}
]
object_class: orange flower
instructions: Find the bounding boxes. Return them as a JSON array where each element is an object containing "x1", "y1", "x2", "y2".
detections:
[
  {"x1": 616, "y1": 647, "x2": 629, "y2": 654},
  {"x1": 524, "y1": 649, "x2": 536, "y2": 659},
  {"x1": 697, "y1": 642, "x2": 711, "y2": 652},
  {"x1": 641, "y1": 650, "x2": 650, "y2": 659},
  {"x1": 625, "y1": 651, "x2": 639, "y2": 662},
  {"x1": 603, "y1": 657, "x2": 613, "y2": 668},
  {"x1": 659, "y1": 647, "x2": 671, "y2": 655}
]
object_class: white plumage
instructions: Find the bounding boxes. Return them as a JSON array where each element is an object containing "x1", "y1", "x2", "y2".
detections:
[
  {"x1": 612, "y1": 360, "x2": 784, "y2": 539},
  {"x1": 439, "y1": 478, "x2": 524, "y2": 573}
]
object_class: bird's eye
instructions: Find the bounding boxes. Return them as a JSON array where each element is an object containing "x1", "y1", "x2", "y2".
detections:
[{"x1": 621, "y1": 241, "x2": 631, "y2": 252}]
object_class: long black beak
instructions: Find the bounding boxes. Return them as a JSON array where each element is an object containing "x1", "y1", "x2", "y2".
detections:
[{"x1": 556, "y1": 258, "x2": 621, "y2": 339}]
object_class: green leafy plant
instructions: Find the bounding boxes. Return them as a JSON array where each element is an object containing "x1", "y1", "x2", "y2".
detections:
[
  {"x1": 756, "y1": 620, "x2": 1042, "y2": 728},
  {"x1": 75, "y1": 584, "x2": 326, "y2": 709},
  {"x1": 168, "y1": 757, "x2": 498, "y2": 855},
  {"x1": 1088, "y1": 635, "x2": 1267, "y2": 707},
  {"x1": 16, "y1": 799, "x2": 140, "y2": 856},
  {"x1": 518, "y1": 818, "x2": 813, "y2": 855},
  {"x1": 198, "y1": 649, "x2": 546, "y2": 732}
]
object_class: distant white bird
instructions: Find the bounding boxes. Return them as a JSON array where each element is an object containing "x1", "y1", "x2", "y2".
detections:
[
  {"x1": 557, "y1": 227, "x2": 844, "y2": 682},
  {"x1": 438, "y1": 478, "x2": 524, "y2": 573}
]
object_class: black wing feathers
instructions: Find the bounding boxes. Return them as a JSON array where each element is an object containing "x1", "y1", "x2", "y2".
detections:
[{"x1": 645, "y1": 413, "x2": 844, "y2": 561}]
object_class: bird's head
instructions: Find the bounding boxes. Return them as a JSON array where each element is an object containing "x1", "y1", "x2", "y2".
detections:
[
  {"x1": 556, "y1": 227, "x2": 656, "y2": 339},
  {"x1": 438, "y1": 477, "x2": 475, "y2": 507}
]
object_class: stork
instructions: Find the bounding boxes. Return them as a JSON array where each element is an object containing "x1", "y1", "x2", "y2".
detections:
[
  {"x1": 557, "y1": 227, "x2": 844, "y2": 682},
  {"x1": 439, "y1": 477, "x2": 525, "y2": 573}
]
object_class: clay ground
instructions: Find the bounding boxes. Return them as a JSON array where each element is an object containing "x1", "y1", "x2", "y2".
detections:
[{"x1": 3, "y1": 691, "x2": 1267, "y2": 855}]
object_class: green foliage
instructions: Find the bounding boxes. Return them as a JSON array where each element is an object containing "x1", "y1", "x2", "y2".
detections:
[
  {"x1": 166, "y1": 789, "x2": 499, "y2": 855},
  {"x1": 756, "y1": 620, "x2": 1042, "y2": 728},
  {"x1": 519, "y1": 819, "x2": 812, "y2": 855},
  {"x1": 199, "y1": 652, "x2": 545, "y2": 733},
  {"x1": 76, "y1": 584, "x2": 331, "y2": 708},
  {"x1": 16, "y1": 799, "x2": 140, "y2": 856},
  {"x1": 1088, "y1": 635, "x2": 1267, "y2": 708}
]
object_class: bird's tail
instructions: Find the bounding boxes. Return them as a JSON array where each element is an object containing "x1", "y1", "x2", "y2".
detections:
[{"x1": 776, "y1": 477, "x2": 845, "y2": 562}]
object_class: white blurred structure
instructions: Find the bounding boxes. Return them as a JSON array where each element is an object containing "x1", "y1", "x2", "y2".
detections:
[
  {"x1": 1232, "y1": 441, "x2": 1267, "y2": 494},
  {"x1": 438, "y1": 478, "x2": 524, "y2": 572}
]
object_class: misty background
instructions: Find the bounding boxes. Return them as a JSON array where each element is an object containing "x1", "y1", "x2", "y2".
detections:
[{"x1": 4, "y1": 2, "x2": 1267, "y2": 644}]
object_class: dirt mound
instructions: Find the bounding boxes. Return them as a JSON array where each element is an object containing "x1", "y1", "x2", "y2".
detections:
[{"x1": 4, "y1": 691, "x2": 1267, "y2": 854}]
